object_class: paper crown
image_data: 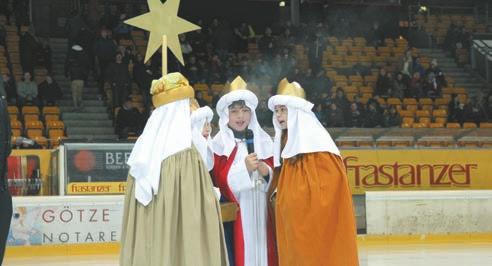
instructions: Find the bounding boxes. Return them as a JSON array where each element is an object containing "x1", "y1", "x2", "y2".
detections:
[
  {"x1": 151, "y1": 72, "x2": 194, "y2": 108},
  {"x1": 223, "y1": 76, "x2": 248, "y2": 94},
  {"x1": 277, "y1": 78, "x2": 306, "y2": 99}
]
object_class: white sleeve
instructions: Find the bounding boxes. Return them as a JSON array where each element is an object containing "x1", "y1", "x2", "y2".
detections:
[{"x1": 227, "y1": 161, "x2": 254, "y2": 193}]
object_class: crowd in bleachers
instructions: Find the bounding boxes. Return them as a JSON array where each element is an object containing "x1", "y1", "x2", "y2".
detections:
[{"x1": 3, "y1": 2, "x2": 492, "y2": 148}]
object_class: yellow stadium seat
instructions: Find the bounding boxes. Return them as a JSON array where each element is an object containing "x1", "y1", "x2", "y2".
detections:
[
  {"x1": 25, "y1": 120, "x2": 44, "y2": 130},
  {"x1": 23, "y1": 114, "x2": 39, "y2": 122},
  {"x1": 480, "y1": 123, "x2": 492, "y2": 129},
  {"x1": 416, "y1": 110, "x2": 431, "y2": 117},
  {"x1": 42, "y1": 106, "x2": 60, "y2": 115},
  {"x1": 430, "y1": 123, "x2": 444, "y2": 128},
  {"x1": 403, "y1": 98, "x2": 418, "y2": 105},
  {"x1": 8, "y1": 106, "x2": 19, "y2": 114},
  {"x1": 446, "y1": 123, "x2": 461, "y2": 129},
  {"x1": 419, "y1": 117, "x2": 431, "y2": 124},
  {"x1": 463, "y1": 122, "x2": 477, "y2": 129},
  {"x1": 412, "y1": 122, "x2": 429, "y2": 128},
  {"x1": 22, "y1": 106, "x2": 40, "y2": 115},
  {"x1": 10, "y1": 120, "x2": 22, "y2": 130}
]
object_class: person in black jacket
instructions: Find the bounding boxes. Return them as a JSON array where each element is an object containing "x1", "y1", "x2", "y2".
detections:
[
  {"x1": 65, "y1": 44, "x2": 89, "y2": 109},
  {"x1": 38, "y1": 75, "x2": 62, "y2": 105},
  {"x1": 0, "y1": 96, "x2": 13, "y2": 265},
  {"x1": 106, "y1": 53, "x2": 131, "y2": 109},
  {"x1": 115, "y1": 97, "x2": 144, "y2": 139}
]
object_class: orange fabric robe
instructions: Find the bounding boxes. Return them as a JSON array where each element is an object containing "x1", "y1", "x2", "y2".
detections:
[{"x1": 275, "y1": 152, "x2": 359, "y2": 266}]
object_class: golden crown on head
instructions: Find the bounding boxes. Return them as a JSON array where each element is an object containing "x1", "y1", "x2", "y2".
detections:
[
  {"x1": 277, "y1": 78, "x2": 306, "y2": 99},
  {"x1": 223, "y1": 76, "x2": 248, "y2": 94},
  {"x1": 151, "y1": 72, "x2": 195, "y2": 108}
]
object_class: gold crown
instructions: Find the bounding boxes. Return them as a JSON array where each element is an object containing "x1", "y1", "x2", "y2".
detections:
[
  {"x1": 277, "y1": 78, "x2": 306, "y2": 99},
  {"x1": 151, "y1": 72, "x2": 194, "y2": 108},
  {"x1": 223, "y1": 76, "x2": 248, "y2": 94},
  {"x1": 190, "y1": 98, "x2": 200, "y2": 112}
]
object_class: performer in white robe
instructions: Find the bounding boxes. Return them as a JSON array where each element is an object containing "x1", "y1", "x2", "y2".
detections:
[{"x1": 211, "y1": 76, "x2": 277, "y2": 266}]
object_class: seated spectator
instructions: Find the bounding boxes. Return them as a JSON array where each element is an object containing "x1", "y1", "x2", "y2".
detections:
[
  {"x1": 333, "y1": 87, "x2": 350, "y2": 112},
  {"x1": 464, "y1": 97, "x2": 484, "y2": 126},
  {"x1": 13, "y1": 137, "x2": 42, "y2": 149},
  {"x1": 423, "y1": 72, "x2": 441, "y2": 99},
  {"x1": 38, "y1": 75, "x2": 62, "y2": 105},
  {"x1": 392, "y1": 72, "x2": 406, "y2": 99},
  {"x1": 407, "y1": 72, "x2": 424, "y2": 98},
  {"x1": 211, "y1": 90, "x2": 220, "y2": 109},
  {"x1": 400, "y1": 50, "x2": 413, "y2": 78},
  {"x1": 115, "y1": 97, "x2": 144, "y2": 140},
  {"x1": 412, "y1": 57, "x2": 426, "y2": 78},
  {"x1": 17, "y1": 72, "x2": 38, "y2": 106},
  {"x1": 383, "y1": 106, "x2": 402, "y2": 127},
  {"x1": 426, "y1": 59, "x2": 447, "y2": 88},
  {"x1": 312, "y1": 69, "x2": 332, "y2": 102},
  {"x1": 313, "y1": 104, "x2": 328, "y2": 127},
  {"x1": 233, "y1": 22, "x2": 251, "y2": 53},
  {"x1": 326, "y1": 103, "x2": 344, "y2": 127},
  {"x1": 347, "y1": 103, "x2": 363, "y2": 127},
  {"x1": 486, "y1": 94, "x2": 492, "y2": 122},
  {"x1": 180, "y1": 34, "x2": 193, "y2": 61},
  {"x1": 353, "y1": 95, "x2": 365, "y2": 112},
  {"x1": 113, "y1": 13, "x2": 132, "y2": 41},
  {"x1": 3, "y1": 73, "x2": 17, "y2": 104},
  {"x1": 195, "y1": 91, "x2": 208, "y2": 107},
  {"x1": 448, "y1": 94, "x2": 462, "y2": 122},
  {"x1": 363, "y1": 103, "x2": 382, "y2": 128},
  {"x1": 375, "y1": 68, "x2": 392, "y2": 97},
  {"x1": 258, "y1": 27, "x2": 276, "y2": 58}
]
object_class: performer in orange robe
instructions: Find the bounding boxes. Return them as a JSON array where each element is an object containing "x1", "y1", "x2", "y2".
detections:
[{"x1": 268, "y1": 79, "x2": 359, "y2": 266}]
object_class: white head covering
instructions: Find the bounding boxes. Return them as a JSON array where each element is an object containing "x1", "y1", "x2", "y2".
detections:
[
  {"x1": 127, "y1": 98, "x2": 192, "y2": 206},
  {"x1": 211, "y1": 83, "x2": 273, "y2": 160},
  {"x1": 191, "y1": 106, "x2": 214, "y2": 171},
  {"x1": 268, "y1": 82, "x2": 340, "y2": 167}
]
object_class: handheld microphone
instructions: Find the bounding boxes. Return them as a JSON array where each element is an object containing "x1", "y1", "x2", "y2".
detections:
[{"x1": 245, "y1": 129, "x2": 254, "y2": 154}]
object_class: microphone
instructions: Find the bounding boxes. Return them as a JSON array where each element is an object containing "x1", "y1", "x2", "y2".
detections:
[{"x1": 245, "y1": 129, "x2": 254, "y2": 154}]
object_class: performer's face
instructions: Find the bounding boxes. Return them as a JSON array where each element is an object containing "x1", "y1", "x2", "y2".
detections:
[
  {"x1": 228, "y1": 103, "x2": 251, "y2": 132},
  {"x1": 274, "y1": 105, "x2": 288, "y2": 129},
  {"x1": 202, "y1": 121, "x2": 212, "y2": 138}
]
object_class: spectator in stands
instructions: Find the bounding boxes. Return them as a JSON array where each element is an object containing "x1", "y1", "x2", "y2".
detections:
[
  {"x1": 464, "y1": 97, "x2": 484, "y2": 126},
  {"x1": 0, "y1": 0, "x2": 11, "y2": 25},
  {"x1": 16, "y1": 72, "x2": 38, "y2": 106},
  {"x1": 363, "y1": 102, "x2": 382, "y2": 128},
  {"x1": 383, "y1": 106, "x2": 402, "y2": 127},
  {"x1": 353, "y1": 95, "x2": 365, "y2": 112},
  {"x1": 258, "y1": 27, "x2": 276, "y2": 58},
  {"x1": 132, "y1": 54, "x2": 153, "y2": 112},
  {"x1": 94, "y1": 29, "x2": 117, "y2": 92},
  {"x1": 333, "y1": 87, "x2": 350, "y2": 113},
  {"x1": 485, "y1": 94, "x2": 492, "y2": 122},
  {"x1": 38, "y1": 75, "x2": 62, "y2": 106},
  {"x1": 211, "y1": 90, "x2": 220, "y2": 109},
  {"x1": 367, "y1": 21, "x2": 384, "y2": 47},
  {"x1": 423, "y1": 72, "x2": 441, "y2": 99},
  {"x1": 313, "y1": 104, "x2": 328, "y2": 127},
  {"x1": 212, "y1": 20, "x2": 233, "y2": 57},
  {"x1": 113, "y1": 13, "x2": 132, "y2": 41},
  {"x1": 115, "y1": 97, "x2": 144, "y2": 140},
  {"x1": 209, "y1": 54, "x2": 224, "y2": 83},
  {"x1": 278, "y1": 28, "x2": 295, "y2": 52},
  {"x1": 195, "y1": 91, "x2": 208, "y2": 107},
  {"x1": 400, "y1": 50, "x2": 413, "y2": 78},
  {"x1": 407, "y1": 72, "x2": 424, "y2": 98},
  {"x1": 412, "y1": 57, "x2": 426, "y2": 78},
  {"x1": 39, "y1": 39, "x2": 52, "y2": 74},
  {"x1": 180, "y1": 34, "x2": 193, "y2": 61},
  {"x1": 392, "y1": 72, "x2": 406, "y2": 99},
  {"x1": 106, "y1": 53, "x2": 131, "y2": 109},
  {"x1": 426, "y1": 59, "x2": 446, "y2": 88},
  {"x1": 300, "y1": 68, "x2": 314, "y2": 95},
  {"x1": 2, "y1": 73, "x2": 16, "y2": 104},
  {"x1": 375, "y1": 68, "x2": 391, "y2": 97},
  {"x1": 256, "y1": 101, "x2": 272, "y2": 127},
  {"x1": 19, "y1": 29, "x2": 37, "y2": 75},
  {"x1": 184, "y1": 56, "x2": 200, "y2": 84},
  {"x1": 307, "y1": 32, "x2": 325, "y2": 72},
  {"x1": 13, "y1": 0, "x2": 29, "y2": 29},
  {"x1": 448, "y1": 94, "x2": 464, "y2": 123},
  {"x1": 347, "y1": 103, "x2": 362, "y2": 127},
  {"x1": 326, "y1": 103, "x2": 344, "y2": 127},
  {"x1": 311, "y1": 69, "x2": 332, "y2": 102},
  {"x1": 65, "y1": 44, "x2": 89, "y2": 110},
  {"x1": 234, "y1": 22, "x2": 251, "y2": 53}
]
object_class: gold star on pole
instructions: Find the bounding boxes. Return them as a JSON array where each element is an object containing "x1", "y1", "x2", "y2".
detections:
[{"x1": 125, "y1": 0, "x2": 200, "y2": 67}]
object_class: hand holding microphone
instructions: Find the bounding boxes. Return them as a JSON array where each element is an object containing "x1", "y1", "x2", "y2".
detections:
[{"x1": 244, "y1": 129, "x2": 269, "y2": 180}]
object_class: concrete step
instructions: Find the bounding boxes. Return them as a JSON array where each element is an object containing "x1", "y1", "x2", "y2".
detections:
[
  {"x1": 62, "y1": 112, "x2": 109, "y2": 121},
  {"x1": 60, "y1": 106, "x2": 107, "y2": 113},
  {"x1": 66, "y1": 134, "x2": 118, "y2": 140},
  {"x1": 64, "y1": 120, "x2": 113, "y2": 127},
  {"x1": 58, "y1": 99, "x2": 105, "y2": 107},
  {"x1": 67, "y1": 127, "x2": 115, "y2": 135},
  {"x1": 455, "y1": 83, "x2": 484, "y2": 89}
]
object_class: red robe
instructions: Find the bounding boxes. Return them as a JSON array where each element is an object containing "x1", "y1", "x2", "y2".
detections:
[{"x1": 213, "y1": 146, "x2": 278, "y2": 266}]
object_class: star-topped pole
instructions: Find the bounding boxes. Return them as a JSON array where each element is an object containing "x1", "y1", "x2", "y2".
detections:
[{"x1": 124, "y1": 0, "x2": 200, "y2": 76}]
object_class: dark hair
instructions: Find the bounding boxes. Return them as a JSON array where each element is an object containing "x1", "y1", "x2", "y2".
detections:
[{"x1": 228, "y1": 100, "x2": 247, "y2": 109}]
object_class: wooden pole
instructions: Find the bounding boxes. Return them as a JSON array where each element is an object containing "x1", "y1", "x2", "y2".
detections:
[{"x1": 162, "y1": 35, "x2": 167, "y2": 76}]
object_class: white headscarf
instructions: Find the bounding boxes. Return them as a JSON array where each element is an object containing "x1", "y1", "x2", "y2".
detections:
[
  {"x1": 191, "y1": 106, "x2": 214, "y2": 171},
  {"x1": 127, "y1": 99, "x2": 192, "y2": 206},
  {"x1": 268, "y1": 87, "x2": 340, "y2": 167},
  {"x1": 211, "y1": 89, "x2": 273, "y2": 160}
]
